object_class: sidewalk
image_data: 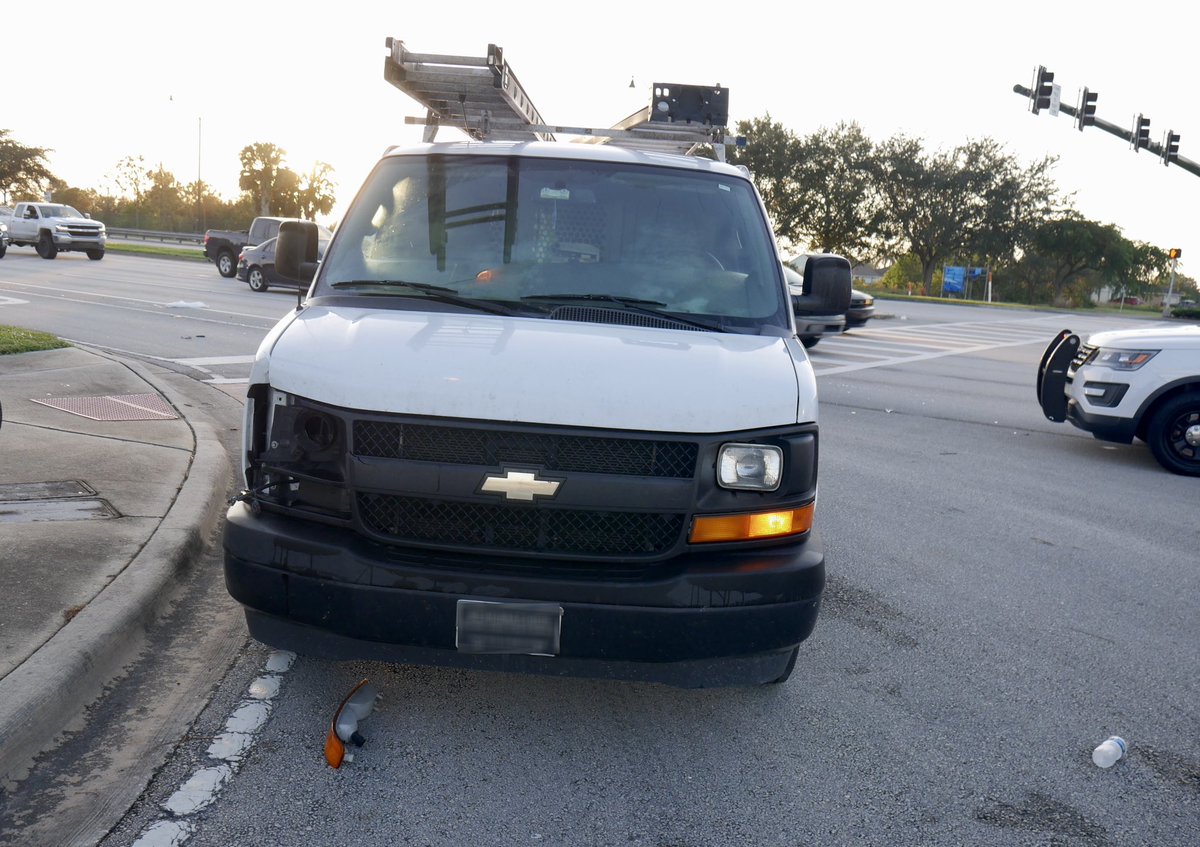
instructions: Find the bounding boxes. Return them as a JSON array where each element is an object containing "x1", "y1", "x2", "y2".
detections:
[{"x1": 0, "y1": 346, "x2": 231, "y2": 787}]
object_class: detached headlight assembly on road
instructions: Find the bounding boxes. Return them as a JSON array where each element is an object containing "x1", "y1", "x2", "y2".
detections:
[
  {"x1": 717, "y1": 443, "x2": 782, "y2": 491},
  {"x1": 1093, "y1": 348, "x2": 1158, "y2": 370}
]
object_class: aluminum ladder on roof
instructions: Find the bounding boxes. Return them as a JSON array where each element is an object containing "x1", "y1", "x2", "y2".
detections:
[
  {"x1": 384, "y1": 38, "x2": 743, "y2": 159},
  {"x1": 384, "y1": 38, "x2": 554, "y2": 142}
]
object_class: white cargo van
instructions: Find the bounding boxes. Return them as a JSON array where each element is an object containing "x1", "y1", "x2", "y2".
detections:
[{"x1": 222, "y1": 42, "x2": 850, "y2": 686}]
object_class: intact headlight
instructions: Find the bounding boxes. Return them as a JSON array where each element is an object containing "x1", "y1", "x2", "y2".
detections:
[
  {"x1": 717, "y1": 443, "x2": 782, "y2": 491},
  {"x1": 1093, "y1": 348, "x2": 1158, "y2": 370}
]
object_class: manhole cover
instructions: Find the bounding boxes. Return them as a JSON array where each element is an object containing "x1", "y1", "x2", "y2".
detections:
[{"x1": 31, "y1": 393, "x2": 178, "y2": 421}]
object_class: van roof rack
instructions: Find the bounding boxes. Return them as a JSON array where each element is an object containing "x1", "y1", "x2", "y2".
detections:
[{"x1": 384, "y1": 38, "x2": 745, "y2": 160}]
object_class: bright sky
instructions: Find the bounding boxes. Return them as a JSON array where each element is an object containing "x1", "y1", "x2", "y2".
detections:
[{"x1": 8, "y1": 1, "x2": 1195, "y2": 265}]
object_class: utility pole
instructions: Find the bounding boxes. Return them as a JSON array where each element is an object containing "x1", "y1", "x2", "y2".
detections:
[
  {"x1": 197, "y1": 116, "x2": 205, "y2": 232},
  {"x1": 1163, "y1": 249, "x2": 1181, "y2": 317}
]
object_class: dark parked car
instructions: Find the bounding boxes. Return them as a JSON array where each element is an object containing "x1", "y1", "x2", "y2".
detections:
[
  {"x1": 237, "y1": 236, "x2": 329, "y2": 292},
  {"x1": 846, "y1": 289, "x2": 875, "y2": 329}
]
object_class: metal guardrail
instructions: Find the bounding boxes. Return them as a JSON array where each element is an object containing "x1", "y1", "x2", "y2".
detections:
[{"x1": 107, "y1": 227, "x2": 205, "y2": 245}]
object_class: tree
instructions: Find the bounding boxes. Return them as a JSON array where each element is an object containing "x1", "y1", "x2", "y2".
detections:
[
  {"x1": 787, "y1": 122, "x2": 882, "y2": 264},
  {"x1": 729, "y1": 116, "x2": 803, "y2": 245},
  {"x1": 144, "y1": 165, "x2": 190, "y2": 230},
  {"x1": 879, "y1": 254, "x2": 925, "y2": 293},
  {"x1": 111, "y1": 155, "x2": 151, "y2": 227},
  {"x1": 0, "y1": 129, "x2": 56, "y2": 204},
  {"x1": 46, "y1": 180, "x2": 100, "y2": 215},
  {"x1": 1030, "y1": 215, "x2": 1128, "y2": 305},
  {"x1": 970, "y1": 146, "x2": 1059, "y2": 267},
  {"x1": 294, "y1": 162, "x2": 337, "y2": 221},
  {"x1": 873, "y1": 136, "x2": 1058, "y2": 296},
  {"x1": 239, "y1": 143, "x2": 294, "y2": 216}
]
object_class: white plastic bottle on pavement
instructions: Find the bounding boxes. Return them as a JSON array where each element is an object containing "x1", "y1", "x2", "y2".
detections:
[{"x1": 1092, "y1": 736, "x2": 1127, "y2": 768}]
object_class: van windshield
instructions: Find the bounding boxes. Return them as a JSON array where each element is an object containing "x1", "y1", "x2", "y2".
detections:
[{"x1": 316, "y1": 154, "x2": 789, "y2": 333}]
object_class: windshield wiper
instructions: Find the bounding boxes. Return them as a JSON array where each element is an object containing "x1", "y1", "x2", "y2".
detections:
[
  {"x1": 521, "y1": 293, "x2": 724, "y2": 332},
  {"x1": 328, "y1": 280, "x2": 517, "y2": 316},
  {"x1": 523, "y1": 293, "x2": 667, "y2": 307}
]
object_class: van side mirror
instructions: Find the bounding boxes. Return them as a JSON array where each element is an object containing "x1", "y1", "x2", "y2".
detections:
[
  {"x1": 790, "y1": 254, "x2": 852, "y2": 314},
  {"x1": 277, "y1": 220, "x2": 321, "y2": 284}
]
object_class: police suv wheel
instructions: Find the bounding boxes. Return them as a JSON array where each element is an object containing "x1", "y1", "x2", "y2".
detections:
[{"x1": 1146, "y1": 394, "x2": 1200, "y2": 476}]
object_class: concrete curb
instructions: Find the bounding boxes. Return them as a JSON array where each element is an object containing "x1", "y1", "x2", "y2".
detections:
[{"x1": 0, "y1": 351, "x2": 232, "y2": 789}]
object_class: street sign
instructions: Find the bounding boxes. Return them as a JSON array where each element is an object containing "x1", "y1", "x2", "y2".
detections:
[
  {"x1": 1049, "y1": 83, "x2": 1062, "y2": 116},
  {"x1": 943, "y1": 266, "x2": 965, "y2": 294}
]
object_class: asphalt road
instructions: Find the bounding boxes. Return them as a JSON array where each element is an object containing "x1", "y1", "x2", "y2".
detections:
[{"x1": 2, "y1": 251, "x2": 1196, "y2": 846}]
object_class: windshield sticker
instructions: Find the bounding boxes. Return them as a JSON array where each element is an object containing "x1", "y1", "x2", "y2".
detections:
[{"x1": 539, "y1": 188, "x2": 570, "y2": 200}]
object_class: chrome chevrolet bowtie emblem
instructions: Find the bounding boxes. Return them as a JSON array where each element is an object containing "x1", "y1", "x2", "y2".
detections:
[{"x1": 480, "y1": 470, "x2": 561, "y2": 502}]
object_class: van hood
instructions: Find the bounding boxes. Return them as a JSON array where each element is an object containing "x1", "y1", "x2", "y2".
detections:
[
  {"x1": 1087, "y1": 324, "x2": 1200, "y2": 350},
  {"x1": 257, "y1": 306, "x2": 814, "y2": 432}
]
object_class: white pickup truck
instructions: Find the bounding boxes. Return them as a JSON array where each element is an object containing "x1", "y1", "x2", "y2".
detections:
[
  {"x1": 1038, "y1": 324, "x2": 1200, "y2": 475},
  {"x1": 0, "y1": 201, "x2": 107, "y2": 260}
]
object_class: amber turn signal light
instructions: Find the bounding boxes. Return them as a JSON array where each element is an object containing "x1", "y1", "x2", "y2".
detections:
[
  {"x1": 689, "y1": 504, "x2": 814, "y2": 544},
  {"x1": 324, "y1": 678, "x2": 377, "y2": 769}
]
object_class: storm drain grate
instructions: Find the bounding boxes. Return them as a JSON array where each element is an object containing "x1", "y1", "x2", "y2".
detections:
[
  {"x1": 30, "y1": 393, "x2": 178, "y2": 421},
  {"x1": 0, "y1": 498, "x2": 117, "y2": 523},
  {"x1": 0, "y1": 480, "x2": 97, "y2": 501}
]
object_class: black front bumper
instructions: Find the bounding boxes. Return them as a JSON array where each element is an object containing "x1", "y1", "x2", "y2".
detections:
[
  {"x1": 224, "y1": 503, "x2": 824, "y2": 683},
  {"x1": 1065, "y1": 402, "x2": 1137, "y2": 443}
]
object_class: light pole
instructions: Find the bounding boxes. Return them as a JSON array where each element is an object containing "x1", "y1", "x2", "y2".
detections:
[
  {"x1": 1162, "y1": 249, "x2": 1181, "y2": 318},
  {"x1": 170, "y1": 95, "x2": 204, "y2": 231},
  {"x1": 196, "y1": 115, "x2": 204, "y2": 232}
]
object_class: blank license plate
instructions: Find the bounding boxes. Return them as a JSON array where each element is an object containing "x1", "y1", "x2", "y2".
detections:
[{"x1": 456, "y1": 600, "x2": 563, "y2": 656}]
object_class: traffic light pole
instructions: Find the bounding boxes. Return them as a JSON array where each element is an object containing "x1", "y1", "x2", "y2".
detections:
[
  {"x1": 1013, "y1": 84, "x2": 1200, "y2": 178},
  {"x1": 1162, "y1": 256, "x2": 1179, "y2": 317}
]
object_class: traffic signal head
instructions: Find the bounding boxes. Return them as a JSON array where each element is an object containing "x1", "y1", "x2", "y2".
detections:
[
  {"x1": 1161, "y1": 131, "x2": 1181, "y2": 165},
  {"x1": 1131, "y1": 114, "x2": 1151, "y2": 151},
  {"x1": 1031, "y1": 66, "x2": 1055, "y2": 114},
  {"x1": 1076, "y1": 88, "x2": 1098, "y2": 131},
  {"x1": 1168, "y1": 248, "x2": 1182, "y2": 260}
]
